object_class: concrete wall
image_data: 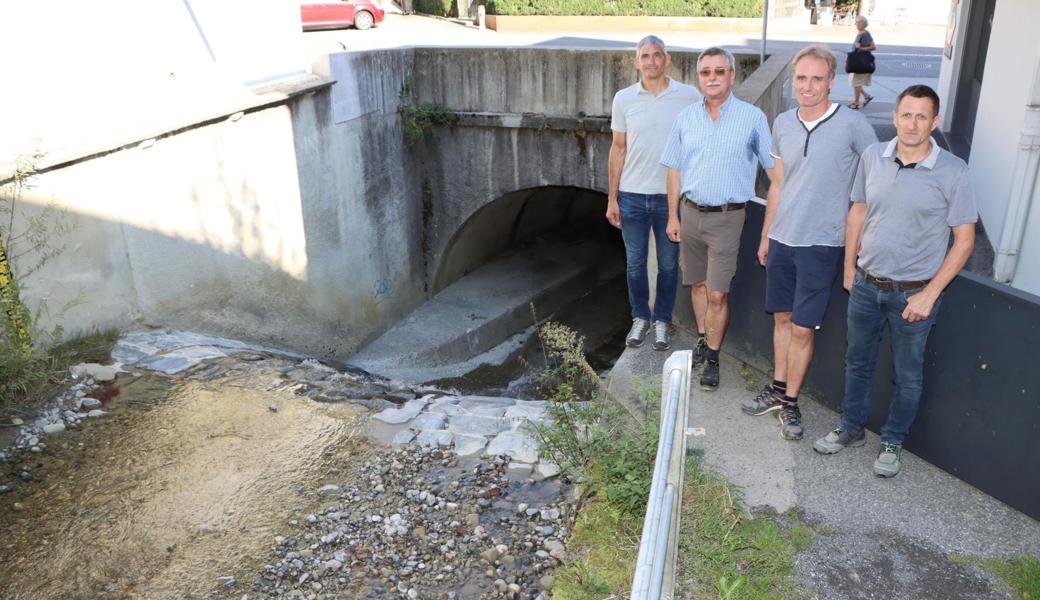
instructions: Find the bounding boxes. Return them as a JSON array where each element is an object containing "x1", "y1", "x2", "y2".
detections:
[{"x1": 11, "y1": 50, "x2": 421, "y2": 361}]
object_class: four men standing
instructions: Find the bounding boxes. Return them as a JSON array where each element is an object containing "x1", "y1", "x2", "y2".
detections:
[{"x1": 607, "y1": 39, "x2": 977, "y2": 477}]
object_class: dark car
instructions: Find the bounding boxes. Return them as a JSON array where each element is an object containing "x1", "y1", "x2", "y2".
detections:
[{"x1": 301, "y1": 0, "x2": 385, "y2": 31}]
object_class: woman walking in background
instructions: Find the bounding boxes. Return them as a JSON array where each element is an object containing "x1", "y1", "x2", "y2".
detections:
[{"x1": 849, "y1": 15, "x2": 875, "y2": 108}]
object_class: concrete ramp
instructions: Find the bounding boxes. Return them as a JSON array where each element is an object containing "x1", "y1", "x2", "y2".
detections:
[{"x1": 349, "y1": 240, "x2": 622, "y2": 383}]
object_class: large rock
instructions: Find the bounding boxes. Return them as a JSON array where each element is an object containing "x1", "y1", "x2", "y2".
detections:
[
  {"x1": 71, "y1": 363, "x2": 118, "y2": 382},
  {"x1": 449, "y1": 414, "x2": 511, "y2": 436},
  {"x1": 411, "y1": 412, "x2": 447, "y2": 430},
  {"x1": 486, "y1": 431, "x2": 539, "y2": 463},
  {"x1": 458, "y1": 396, "x2": 516, "y2": 416},
  {"x1": 505, "y1": 401, "x2": 547, "y2": 420},
  {"x1": 454, "y1": 434, "x2": 488, "y2": 456},
  {"x1": 373, "y1": 398, "x2": 429, "y2": 424},
  {"x1": 415, "y1": 429, "x2": 453, "y2": 448}
]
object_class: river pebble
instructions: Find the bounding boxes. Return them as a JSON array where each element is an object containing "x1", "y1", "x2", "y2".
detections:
[{"x1": 252, "y1": 445, "x2": 574, "y2": 599}]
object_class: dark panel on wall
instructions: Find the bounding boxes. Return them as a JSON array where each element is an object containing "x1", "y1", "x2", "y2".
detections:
[{"x1": 676, "y1": 202, "x2": 1040, "y2": 520}]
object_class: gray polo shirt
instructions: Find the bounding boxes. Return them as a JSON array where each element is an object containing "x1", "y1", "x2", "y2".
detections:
[
  {"x1": 768, "y1": 104, "x2": 877, "y2": 246},
  {"x1": 611, "y1": 78, "x2": 701, "y2": 195},
  {"x1": 851, "y1": 139, "x2": 978, "y2": 281}
]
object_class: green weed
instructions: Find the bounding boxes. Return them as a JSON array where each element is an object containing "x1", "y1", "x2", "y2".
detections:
[
  {"x1": 676, "y1": 456, "x2": 813, "y2": 599},
  {"x1": 952, "y1": 555, "x2": 1040, "y2": 599}
]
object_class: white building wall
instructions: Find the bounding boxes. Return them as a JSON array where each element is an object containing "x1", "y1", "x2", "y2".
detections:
[
  {"x1": 0, "y1": 0, "x2": 306, "y2": 171},
  {"x1": 967, "y1": 0, "x2": 1040, "y2": 294}
]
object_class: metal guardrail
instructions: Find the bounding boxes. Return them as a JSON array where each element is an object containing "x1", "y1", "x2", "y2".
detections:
[{"x1": 631, "y1": 350, "x2": 693, "y2": 600}]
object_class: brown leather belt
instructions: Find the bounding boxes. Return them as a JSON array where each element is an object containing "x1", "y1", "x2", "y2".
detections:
[
  {"x1": 856, "y1": 266, "x2": 930, "y2": 291},
  {"x1": 683, "y1": 196, "x2": 746, "y2": 213}
]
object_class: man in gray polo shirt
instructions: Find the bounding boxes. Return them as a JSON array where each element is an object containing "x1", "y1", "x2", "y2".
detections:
[
  {"x1": 607, "y1": 36, "x2": 701, "y2": 351},
  {"x1": 741, "y1": 45, "x2": 877, "y2": 442},
  {"x1": 813, "y1": 85, "x2": 977, "y2": 477}
]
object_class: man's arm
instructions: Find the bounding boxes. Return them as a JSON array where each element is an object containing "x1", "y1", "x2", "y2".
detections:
[
  {"x1": 844, "y1": 202, "x2": 867, "y2": 291},
  {"x1": 606, "y1": 131, "x2": 627, "y2": 229},
  {"x1": 666, "y1": 168, "x2": 682, "y2": 242},
  {"x1": 902, "y1": 223, "x2": 975, "y2": 322},
  {"x1": 758, "y1": 159, "x2": 785, "y2": 266}
]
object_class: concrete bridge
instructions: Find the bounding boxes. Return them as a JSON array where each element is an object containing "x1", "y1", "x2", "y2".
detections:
[{"x1": 15, "y1": 47, "x2": 786, "y2": 362}]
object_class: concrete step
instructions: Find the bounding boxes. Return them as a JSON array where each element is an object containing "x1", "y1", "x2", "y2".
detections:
[{"x1": 349, "y1": 239, "x2": 622, "y2": 383}]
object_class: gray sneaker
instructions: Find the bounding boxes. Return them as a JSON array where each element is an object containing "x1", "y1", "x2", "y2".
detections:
[
  {"x1": 777, "y1": 402, "x2": 803, "y2": 441},
  {"x1": 813, "y1": 426, "x2": 866, "y2": 454},
  {"x1": 626, "y1": 318, "x2": 650, "y2": 348},
  {"x1": 742, "y1": 385, "x2": 784, "y2": 416},
  {"x1": 652, "y1": 321, "x2": 671, "y2": 351},
  {"x1": 873, "y1": 443, "x2": 903, "y2": 477}
]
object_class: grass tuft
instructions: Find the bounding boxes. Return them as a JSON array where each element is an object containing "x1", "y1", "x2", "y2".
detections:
[
  {"x1": 676, "y1": 456, "x2": 813, "y2": 599},
  {"x1": 1, "y1": 328, "x2": 120, "y2": 413},
  {"x1": 554, "y1": 498, "x2": 641, "y2": 599}
]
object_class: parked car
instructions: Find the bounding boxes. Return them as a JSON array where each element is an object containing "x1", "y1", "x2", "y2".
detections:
[{"x1": 301, "y1": 0, "x2": 384, "y2": 31}]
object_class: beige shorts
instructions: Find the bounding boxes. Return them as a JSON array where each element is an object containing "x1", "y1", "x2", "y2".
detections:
[
  {"x1": 849, "y1": 72, "x2": 872, "y2": 87},
  {"x1": 679, "y1": 201, "x2": 746, "y2": 293}
]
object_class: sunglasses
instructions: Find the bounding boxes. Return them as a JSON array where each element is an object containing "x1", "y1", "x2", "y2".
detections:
[{"x1": 698, "y1": 67, "x2": 730, "y2": 77}]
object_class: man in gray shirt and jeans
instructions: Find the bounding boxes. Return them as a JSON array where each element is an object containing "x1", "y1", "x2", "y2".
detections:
[
  {"x1": 813, "y1": 85, "x2": 977, "y2": 477},
  {"x1": 742, "y1": 45, "x2": 877, "y2": 441},
  {"x1": 607, "y1": 36, "x2": 701, "y2": 351}
]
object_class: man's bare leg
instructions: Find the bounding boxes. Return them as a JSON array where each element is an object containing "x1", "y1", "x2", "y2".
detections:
[
  {"x1": 785, "y1": 324, "x2": 815, "y2": 397},
  {"x1": 705, "y1": 290, "x2": 730, "y2": 351},
  {"x1": 773, "y1": 312, "x2": 792, "y2": 382},
  {"x1": 691, "y1": 282, "x2": 708, "y2": 336}
]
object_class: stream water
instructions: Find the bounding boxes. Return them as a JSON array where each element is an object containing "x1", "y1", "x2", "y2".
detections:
[{"x1": 0, "y1": 272, "x2": 631, "y2": 598}]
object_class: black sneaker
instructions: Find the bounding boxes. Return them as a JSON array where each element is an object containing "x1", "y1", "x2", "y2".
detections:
[
  {"x1": 700, "y1": 361, "x2": 719, "y2": 391},
  {"x1": 692, "y1": 337, "x2": 708, "y2": 366},
  {"x1": 741, "y1": 385, "x2": 784, "y2": 416},
  {"x1": 777, "y1": 402, "x2": 803, "y2": 440}
]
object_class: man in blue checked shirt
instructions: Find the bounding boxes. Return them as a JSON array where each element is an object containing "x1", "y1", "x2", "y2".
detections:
[{"x1": 662, "y1": 46, "x2": 778, "y2": 392}]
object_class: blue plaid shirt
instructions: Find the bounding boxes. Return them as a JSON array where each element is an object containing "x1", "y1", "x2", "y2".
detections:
[{"x1": 660, "y1": 94, "x2": 774, "y2": 206}]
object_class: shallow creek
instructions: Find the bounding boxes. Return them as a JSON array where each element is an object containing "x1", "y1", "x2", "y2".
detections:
[{"x1": 0, "y1": 365, "x2": 367, "y2": 599}]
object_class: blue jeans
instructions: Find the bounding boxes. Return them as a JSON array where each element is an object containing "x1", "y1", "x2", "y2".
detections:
[
  {"x1": 841, "y1": 273, "x2": 943, "y2": 445},
  {"x1": 619, "y1": 192, "x2": 680, "y2": 324}
]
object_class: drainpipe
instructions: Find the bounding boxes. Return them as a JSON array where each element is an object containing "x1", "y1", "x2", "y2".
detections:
[{"x1": 993, "y1": 43, "x2": 1040, "y2": 284}]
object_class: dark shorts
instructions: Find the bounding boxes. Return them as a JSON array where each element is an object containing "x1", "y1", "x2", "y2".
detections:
[{"x1": 765, "y1": 239, "x2": 843, "y2": 328}]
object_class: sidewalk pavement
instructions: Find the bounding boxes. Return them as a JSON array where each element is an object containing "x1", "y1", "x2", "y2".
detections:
[{"x1": 608, "y1": 327, "x2": 1040, "y2": 599}]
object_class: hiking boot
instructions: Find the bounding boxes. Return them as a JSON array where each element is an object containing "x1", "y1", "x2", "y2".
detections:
[
  {"x1": 700, "y1": 361, "x2": 720, "y2": 391},
  {"x1": 777, "y1": 402, "x2": 803, "y2": 440},
  {"x1": 813, "y1": 426, "x2": 866, "y2": 454},
  {"x1": 741, "y1": 385, "x2": 784, "y2": 416},
  {"x1": 873, "y1": 442, "x2": 903, "y2": 477},
  {"x1": 652, "y1": 321, "x2": 671, "y2": 351},
  {"x1": 626, "y1": 318, "x2": 650, "y2": 348},
  {"x1": 692, "y1": 337, "x2": 708, "y2": 366}
]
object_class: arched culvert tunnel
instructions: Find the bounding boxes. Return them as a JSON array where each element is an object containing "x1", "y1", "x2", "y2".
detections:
[
  {"x1": 433, "y1": 186, "x2": 623, "y2": 294},
  {"x1": 351, "y1": 186, "x2": 635, "y2": 391}
]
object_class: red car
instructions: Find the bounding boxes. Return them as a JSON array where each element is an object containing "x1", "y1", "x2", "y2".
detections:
[{"x1": 301, "y1": 0, "x2": 385, "y2": 31}]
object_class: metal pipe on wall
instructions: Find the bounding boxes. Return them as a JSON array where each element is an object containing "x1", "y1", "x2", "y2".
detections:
[{"x1": 994, "y1": 41, "x2": 1040, "y2": 283}]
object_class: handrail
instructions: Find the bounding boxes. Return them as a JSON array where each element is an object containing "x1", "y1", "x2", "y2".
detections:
[{"x1": 631, "y1": 350, "x2": 693, "y2": 600}]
